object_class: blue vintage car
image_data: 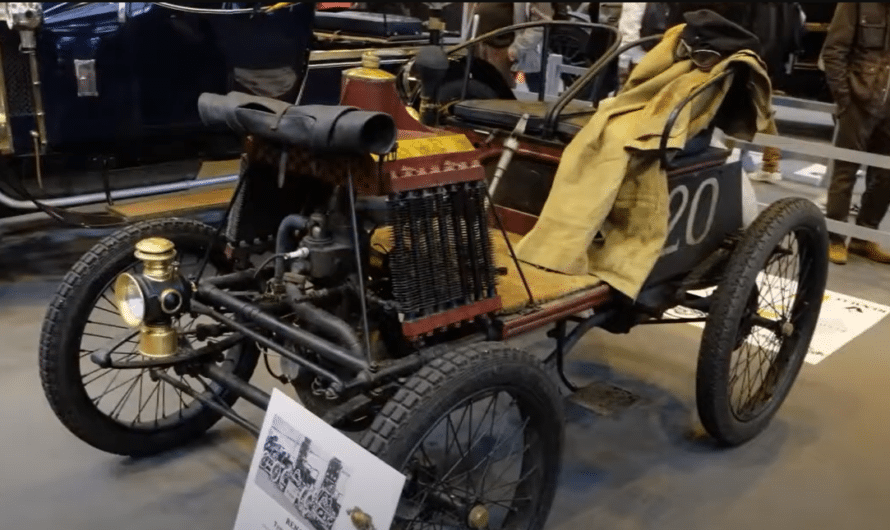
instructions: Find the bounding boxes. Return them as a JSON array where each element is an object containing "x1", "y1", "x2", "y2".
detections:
[
  {"x1": 0, "y1": 2, "x2": 322, "y2": 215},
  {"x1": 0, "y1": 2, "x2": 471, "y2": 216}
]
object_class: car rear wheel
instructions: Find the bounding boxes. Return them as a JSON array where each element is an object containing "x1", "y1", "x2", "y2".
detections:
[{"x1": 696, "y1": 198, "x2": 829, "y2": 446}]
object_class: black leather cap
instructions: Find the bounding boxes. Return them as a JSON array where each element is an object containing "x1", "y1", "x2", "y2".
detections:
[{"x1": 680, "y1": 9, "x2": 762, "y2": 57}]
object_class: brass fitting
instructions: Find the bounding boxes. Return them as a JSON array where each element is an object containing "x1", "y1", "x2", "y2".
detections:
[
  {"x1": 468, "y1": 505, "x2": 490, "y2": 529},
  {"x1": 344, "y1": 50, "x2": 395, "y2": 82},
  {"x1": 348, "y1": 507, "x2": 375, "y2": 530},
  {"x1": 361, "y1": 50, "x2": 380, "y2": 69},
  {"x1": 135, "y1": 237, "x2": 177, "y2": 281},
  {"x1": 138, "y1": 324, "x2": 178, "y2": 359},
  {"x1": 134, "y1": 237, "x2": 178, "y2": 358}
]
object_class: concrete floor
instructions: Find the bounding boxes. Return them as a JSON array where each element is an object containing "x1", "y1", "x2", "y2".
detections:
[{"x1": 1, "y1": 181, "x2": 890, "y2": 530}]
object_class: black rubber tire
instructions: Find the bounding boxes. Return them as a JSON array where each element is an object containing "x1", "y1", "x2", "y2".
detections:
[
  {"x1": 696, "y1": 198, "x2": 829, "y2": 446},
  {"x1": 360, "y1": 342, "x2": 564, "y2": 530},
  {"x1": 547, "y1": 26, "x2": 592, "y2": 68},
  {"x1": 39, "y1": 217, "x2": 260, "y2": 457}
]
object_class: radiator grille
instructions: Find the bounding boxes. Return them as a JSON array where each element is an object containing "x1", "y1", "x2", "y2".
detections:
[
  {"x1": 0, "y1": 28, "x2": 35, "y2": 117},
  {"x1": 388, "y1": 180, "x2": 497, "y2": 321}
]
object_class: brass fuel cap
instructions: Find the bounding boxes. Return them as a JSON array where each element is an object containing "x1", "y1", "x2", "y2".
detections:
[
  {"x1": 361, "y1": 50, "x2": 380, "y2": 69},
  {"x1": 134, "y1": 237, "x2": 177, "y2": 280},
  {"x1": 344, "y1": 50, "x2": 396, "y2": 82},
  {"x1": 134, "y1": 237, "x2": 175, "y2": 259}
]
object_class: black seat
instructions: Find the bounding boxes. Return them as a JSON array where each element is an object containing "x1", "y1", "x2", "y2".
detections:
[
  {"x1": 313, "y1": 11, "x2": 424, "y2": 37},
  {"x1": 450, "y1": 99, "x2": 722, "y2": 166},
  {"x1": 451, "y1": 99, "x2": 595, "y2": 138}
]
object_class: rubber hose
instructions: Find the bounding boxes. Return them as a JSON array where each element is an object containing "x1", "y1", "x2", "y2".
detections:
[
  {"x1": 285, "y1": 282, "x2": 364, "y2": 362},
  {"x1": 275, "y1": 214, "x2": 309, "y2": 281}
]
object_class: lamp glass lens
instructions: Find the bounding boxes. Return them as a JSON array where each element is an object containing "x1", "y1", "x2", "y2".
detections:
[{"x1": 115, "y1": 274, "x2": 145, "y2": 326}]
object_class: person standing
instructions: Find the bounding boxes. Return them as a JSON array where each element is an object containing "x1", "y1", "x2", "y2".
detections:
[
  {"x1": 469, "y1": 2, "x2": 516, "y2": 87},
  {"x1": 469, "y1": 3, "x2": 558, "y2": 92},
  {"x1": 507, "y1": 3, "x2": 555, "y2": 93},
  {"x1": 821, "y1": 3, "x2": 890, "y2": 264}
]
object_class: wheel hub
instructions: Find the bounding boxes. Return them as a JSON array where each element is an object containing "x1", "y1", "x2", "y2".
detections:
[
  {"x1": 735, "y1": 290, "x2": 760, "y2": 350},
  {"x1": 780, "y1": 321, "x2": 795, "y2": 337},
  {"x1": 468, "y1": 505, "x2": 489, "y2": 529}
]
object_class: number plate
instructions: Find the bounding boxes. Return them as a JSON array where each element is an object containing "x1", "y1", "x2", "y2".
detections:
[{"x1": 646, "y1": 160, "x2": 742, "y2": 285}]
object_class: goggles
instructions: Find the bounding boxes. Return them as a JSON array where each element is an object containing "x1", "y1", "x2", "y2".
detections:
[{"x1": 675, "y1": 39, "x2": 724, "y2": 71}]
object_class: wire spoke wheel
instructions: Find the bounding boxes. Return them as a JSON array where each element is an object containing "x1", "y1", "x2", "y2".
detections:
[
  {"x1": 547, "y1": 27, "x2": 592, "y2": 90},
  {"x1": 40, "y1": 218, "x2": 259, "y2": 456},
  {"x1": 697, "y1": 198, "x2": 829, "y2": 446},
  {"x1": 78, "y1": 253, "x2": 240, "y2": 430},
  {"x1": 361, "y1": 344, "x2": 564, "y2": 530},
  {"x1": 397, "y1": 392, "x2": 540, "y2": 529},
  {"x1": 728, "y1": 233, "x2": 807, "y2": 421}
]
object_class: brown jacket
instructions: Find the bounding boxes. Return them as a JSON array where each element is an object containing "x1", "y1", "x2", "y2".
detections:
[{"x1": 821, "y1": 3, "x2": 890, "y2": 112}]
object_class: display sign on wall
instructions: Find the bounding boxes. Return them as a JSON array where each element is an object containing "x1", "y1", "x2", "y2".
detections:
[
  {"x1": 233, "y1": 389, "x2": 406, "y2": 530},
  {"x1": 664, "y1": 273, "x2": 890, "y2": 365}
]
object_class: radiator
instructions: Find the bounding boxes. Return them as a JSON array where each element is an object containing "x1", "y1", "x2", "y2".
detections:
[{"x1": 388, "y1": 180, "x2": 497, "y2": 322}]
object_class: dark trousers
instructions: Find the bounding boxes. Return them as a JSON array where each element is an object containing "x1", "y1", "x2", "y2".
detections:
[
  {"x1": 524, "y1": 71, "x2": 543, "y2": 93},
  {"x1": 825, "y1": 102, "x2": 890, "y2": 244}
]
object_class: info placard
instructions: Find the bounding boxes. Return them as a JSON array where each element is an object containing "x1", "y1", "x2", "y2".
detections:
[
  {"x1": 663, "y1": 273, "x2": 890, "y2": 365},
  {"x1": 233, "y1": 388, "x2": 406, "y2": 530}
]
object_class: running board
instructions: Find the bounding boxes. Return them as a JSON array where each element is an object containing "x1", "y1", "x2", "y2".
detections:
[
  {"x1": 106, "y1": 158, "x2": 240, "y2": 220},
  {"x1": 107, "y1": 185, "x2": 235, "y2": 220},
  {"x1": 568, "y1": 381, "x2": 641, "y2": 416}
]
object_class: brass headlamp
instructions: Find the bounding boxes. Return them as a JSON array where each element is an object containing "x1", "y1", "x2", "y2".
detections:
[{"x1": 113, "y1": 237, "x2": 190, "y2": 358}]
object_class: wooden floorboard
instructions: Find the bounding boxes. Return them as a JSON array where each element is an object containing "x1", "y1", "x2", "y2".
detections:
[{"x1": 107, "y1": 185, "x2": 235, "y2": 220}]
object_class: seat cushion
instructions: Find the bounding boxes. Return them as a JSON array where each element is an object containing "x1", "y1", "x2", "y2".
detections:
[
  {"x1": 314, "y1": 11, "x2": 423, "y2": 37},
  {"x1": 451, "y1": 99, "x2": 596, "y2": 137},
  {"x1": 493, "y1": 231, "x2": 603, "y2": 315}
]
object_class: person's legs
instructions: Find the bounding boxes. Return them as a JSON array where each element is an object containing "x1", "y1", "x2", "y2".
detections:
[
  {"x1": 745, "y1": 146, "x2": 783, "y2": 182},
  {"x1": 761, "y1": 146, "x2": 782, "y2": 174},
  {"x1": 825, "y1": 103, "x2": 878, "y2": 263},
  {"x1": 524, "y1": 71, "x2": 543, "y2": 94},
  {"x1": 588, "y1": 61, "x2": 619, "y2": 102},
  {"x1": 848, "y1": 114, "x2": 890, "y2": 263}
]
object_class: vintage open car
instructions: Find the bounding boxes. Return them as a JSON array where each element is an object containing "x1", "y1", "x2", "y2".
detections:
[{"x1": 38, "y1": 18, "x2": 829, "y2": 530}]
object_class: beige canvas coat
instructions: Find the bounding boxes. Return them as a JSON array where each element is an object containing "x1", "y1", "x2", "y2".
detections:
[{"x1": 514, "y1": 24, "x2": 777, "y2": 299}]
